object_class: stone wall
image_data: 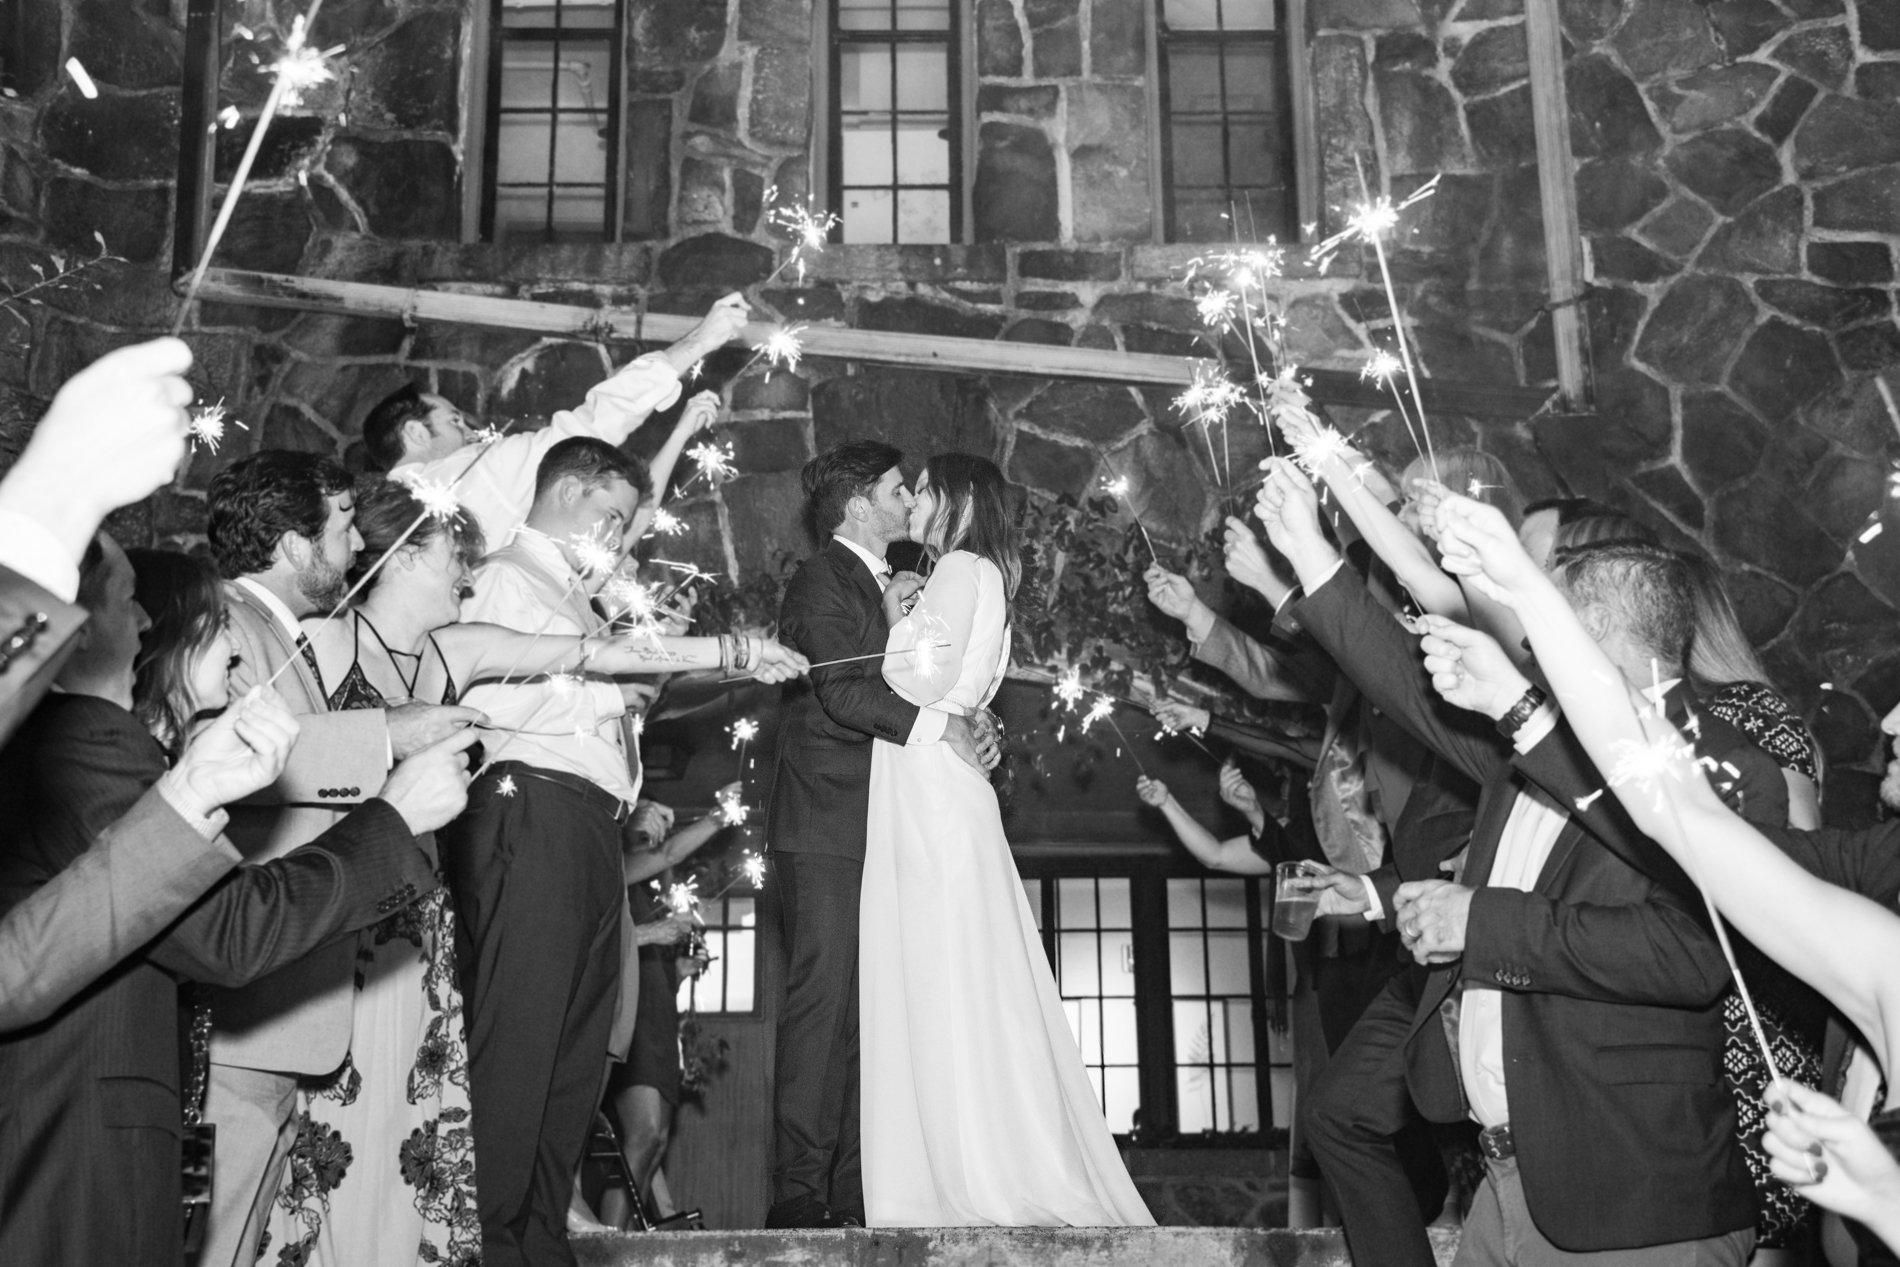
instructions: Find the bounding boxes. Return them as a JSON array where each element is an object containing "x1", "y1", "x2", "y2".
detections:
[{"x1": 2, "y1": 0, "x2": 1898, "y2": 819}]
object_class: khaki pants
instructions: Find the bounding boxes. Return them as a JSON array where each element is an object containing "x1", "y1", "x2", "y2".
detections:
[
  {"x1": 198, "y1": 1063, "x2": 300, "y2": 1267},
  {"x1": 1455, "y1": 1155, "x2": 1754, "y2": 1267}
]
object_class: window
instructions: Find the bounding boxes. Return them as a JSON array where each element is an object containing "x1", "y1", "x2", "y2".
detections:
[
  {"x1": 1167, "y1": 878, "x2": 1270, "y2": 1133},
  {"x1": 483, "y1": 0, "x2": 622, "y2": 244},
  {"x1": 1024, "y1": 877, "x2": 1143, "y2": 1135},
  {"x1": 1157, "y1": 0, "x2": 1296, "y2": 242},
  {"x1": 829, "y1": 0, "x2": 960, "y2": 244},
  {"x1": 677, "y1": 893, "x2": 759, "y2": 1015}
]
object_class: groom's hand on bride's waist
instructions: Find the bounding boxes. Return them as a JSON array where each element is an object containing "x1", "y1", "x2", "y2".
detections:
[{"x1": 944, "y1": 712, "x2": 1002, "y2": 773}]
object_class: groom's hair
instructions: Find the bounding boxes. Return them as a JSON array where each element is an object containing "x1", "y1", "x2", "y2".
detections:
[{"x1": 804, "y1": 440, "x2": 903, "y2": 535}]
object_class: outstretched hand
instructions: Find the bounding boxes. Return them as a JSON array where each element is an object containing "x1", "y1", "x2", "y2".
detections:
[
  {"x1": 1152, "y1": 699, "x2": 1211, "y2": 735},
  {"x1": 1135, "y1": 775, "x2": 1171, "y2": 807},
  {"x1": 1432, "y1": 494, "x2": 1543, "y2": 606},
  {"x1": 691, "y1": 293, "x2": 751, "y2": 349},
  {"x1": 1222, "y1": 517, "x2": 1291, "y2": 605},
  {"x1": 1254, "y1": 458, "x2": 1336, "y2": 584},
  {"x1": 1762, "y1": 1082, "x2": 1900, "y2": 1237},
  {"x1": 1143, "y1": 564, "x2": 1205, "y2": 625},
  {"x1": 1418, "y1": 615, "x2": 1533, "y2": 720},
  {"x1": 676, "y1": 389, "x2": 721, "y2": 437}
]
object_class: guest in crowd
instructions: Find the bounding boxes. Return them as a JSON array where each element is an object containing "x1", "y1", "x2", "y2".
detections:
[
  {"x1": 444, "y1": 437, "x2": 804, "y2": 1267},
  {"x1": 363, "y1": 294, "x2": 749, "y2": 546},
  {"x1": 0, "y1": 534, "x2": 470, "y2": 1267},
  {"x1": 1422, "y1": 490, "x2": 1900, "y2": 1262},
  {"x1": 1135, "y1": 764, "x2": 1283, "y2": 874},
  {"x1": 1255, "y1": 456, "x2": 1781, "y2": 1267},
  {"x1": 0, "y1": 337, "x2": 280, "y2": 1024},
  {"x1": 198, "y1": 452, "x2": 485, "y2": 1267}
]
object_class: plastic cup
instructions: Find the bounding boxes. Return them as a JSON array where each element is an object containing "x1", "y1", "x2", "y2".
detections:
[{"x1": 1272, "y1": 860, "x2": 1325, "y2": 941}]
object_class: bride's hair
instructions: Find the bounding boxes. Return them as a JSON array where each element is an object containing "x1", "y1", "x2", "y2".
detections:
[{"x1": 919, "y1": 452, "x2": 1021, "y2": 599}]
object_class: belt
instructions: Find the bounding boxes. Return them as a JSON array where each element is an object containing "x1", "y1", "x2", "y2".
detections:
[
  {"x1": 1478, "y1": 1123, "x2": 1515, "y2": 1161},
  {"x1": 486, "y1": 761, "x2": 634, "y2": 822}
]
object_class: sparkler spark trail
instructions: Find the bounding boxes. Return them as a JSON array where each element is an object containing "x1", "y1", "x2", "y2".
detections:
[
  {"x1": 187, "y1": 400, "x2": 248, "y2": 453},
  {"x1": 1075, "y1": 693, "x2": 1148, "y2": 776},
  {"x1": 649, "y1": 508, "x2": 685, "y2": 536},
  {"x1": 763, "y1": 193, "x2": 841, "y2": 285},
  {"x1": 729, "y1": 718, "x2": 760, "y2": 750},
  {"x1": 496, "y1": 775, "x2": 517, "y2": 798},
  {"x1": 568, "y1": 525, "x2": 621, "y2": 579},
  {"x1": 761, "y1": 325, "x2": 805, "y2": 372},
  {"x1": 1286, "y1": 425, "x2": 1357, "y2": 480},
  {"x1": 741, "y1": 852, "x2": 768, "y2": 887},
  {"x1": 65, "y1": 59, "x2": 98, "y2": 99},
  {"x1": 715, "y1": 786, "x2": 750, "y2": 827},
  {"x1": 173, "y1": 0, "x2": 339, "y2": 336},
  {"x1": 1053, "y1": 667, "x2": 1086, "y2": 711},
  {"x1": 1100, "y1": 475, "x2": 1157, "y2": 561},
  {"x1": 667, "y1": 880, "x2": 704, "y2": 920},
  {"x1": 685, "y1": 441, "x2": 737, "y2": 489},
  {"x1": 394, "y1": 474, "x2": 463, "y2": 523}
]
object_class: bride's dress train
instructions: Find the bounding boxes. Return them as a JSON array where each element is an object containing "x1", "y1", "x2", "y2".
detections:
[{"x1": 860, "y1": 550, "x2": 1154, "y2": 1227}]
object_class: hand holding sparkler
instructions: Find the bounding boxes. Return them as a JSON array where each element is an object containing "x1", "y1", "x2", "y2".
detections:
[
  {"x1": 1142, "y1": 565, "x2": 1212, "y2": 630},
  {"x1": 1221, "y1": 517, "x2": 1293, "y2": 607},
  {"x1": 1417, "y1": 616, "x2": 1534, "y2": 720},
  {"x1": 1151, "y1": 699, "x2": 1211, "y2": 737},
  {"x1": 665, "y1": 293, "x2": 751, "y2": 376},
  {"x1": 881, "y1": 571, "x2": 927, "y2": 625},
  {"x1": 1431, "y1": 494, "x2": 1543, "y2": 608},
  {"x1": 1254, "y1": 459, "x2": 1340, "y2": 590},
  {"x1": 1217, "y1": 762, "x2": 1266, "y2": 833},
  {"x1": 1762, "y1": 1082, "x2": 1900, "y2": 1237}
]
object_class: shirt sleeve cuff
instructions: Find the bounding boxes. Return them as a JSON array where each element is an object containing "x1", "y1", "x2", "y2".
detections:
[
  {"x1": 1359, "y1": 875, "x2": 1385, "y2": 922},
  {"x1": 1511, "y1": 701, "x2": 1561, "y2": 754},
  {"x1": 154, "y1": 771, "x2": 232, "y2": 841},
  {"x1": 1305, "y1": 558, "x2": 1346, "y2": 596},
  {"x1": 0, "y1": 508, "x2": 80, "y2": 602},
  {"x1": 907, "y1": 708, "x2": 948, "y2": 745}
]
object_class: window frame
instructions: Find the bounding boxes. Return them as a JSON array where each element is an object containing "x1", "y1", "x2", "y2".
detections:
[
  {"x1": 1152, "y1": 0, "x2": 1302, "y2": 245},
  {"x1": 478, "y1": 0, "x2": 627, "y2": 246},
  {"x1": 825, "y1": 0, "x2": 965, "y2": 246},
  {"x1": 676, "y1": 887, "x2": 764, "y2": 1018},
  {"x1": 1018, "y1": 854, "x2": 1281, "y2": 1144}
]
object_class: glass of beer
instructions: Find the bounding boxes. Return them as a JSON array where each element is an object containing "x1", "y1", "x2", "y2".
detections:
[{"x1": 1272, "y1": 860, "x2": 1326, "y2": 941}]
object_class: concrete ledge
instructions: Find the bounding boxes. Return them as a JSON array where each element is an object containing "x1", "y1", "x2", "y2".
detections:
[{"x1": 571, "y1": 1225, "x2": 1462, "y2": 1267}]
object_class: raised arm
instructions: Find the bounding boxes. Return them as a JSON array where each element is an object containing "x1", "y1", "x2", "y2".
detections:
[
  {"x1": 632, "y1": 390, "x2": 720, "y2": 541},
  {"x1": 1136, "y1": 776, "x2": 1271, "y2": 874},
  {"x1": 1435, "y1": 493, "x2": 1900, "y2": 1071},
  {"x1": 551, "y1": 295, "x2": 751, "y2": 446}
]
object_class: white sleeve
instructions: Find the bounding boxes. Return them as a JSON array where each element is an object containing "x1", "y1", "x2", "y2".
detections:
[
  {"x1": 882, "y1": 554, "x2": 980, "y2": 710},
  {"x1": 549, "y1": 353, "x2": 684, "y2": 444},
  {"x1": 0, "y1": 508, "x2": 80, "y2": 601}
]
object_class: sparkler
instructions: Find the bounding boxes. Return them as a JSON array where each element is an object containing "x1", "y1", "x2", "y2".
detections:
[
  {"x1": 1172, "y1": 362, "x2": 1244, "y2": 494},
  {"x1": 648, "y1": 508, "x2": 685, "y2": 536},
  {"x1": 730, "y1": 323, "x2": 809, "y2": 385},
  {"x1": 680, "y1": 440, "x2": 737, "y2": 492},
  {"x1": 763, "y1": 194, "x2": 841, "y2": 286},
  {"x1": 64, "y1": 59, "x2": 98, "y2": 99},
  {"x1": 173, "y1": 1, "x2": 341, "y2": 336},
  {"x1": 1053, "y1": 667, "x2": 1087, "y2": 712},
  {"x1": 666, "y1": 880, "x2": 704, "y2": 921},
  {"x1": 730, "y1": 716, "x2": 759, "y2": 781},
  {"x1": 1285, "y1": 424, "x2": 1357, "y2": 480},
  {"x1": 1101, "y1": 475, "x2": 1157, "y2": 561},
  {"x1": 741, "y1": 851, "x2": 767, "y2": 888},
  {"x1": 1077, "y1": 692, "x2": 1147, "y2": 776},
  {"x1": 1359, "y1": 348, "x2": 1433, "y2": 476},
  {"x1": 186, "y1": 400, "x2": 249, "y2": 453},
  {"x1": 495, "y1": 775, "x2": 517, "y2": 798},
  {"x1": 1151, "y1": 707, "x2": 1216, "y2": 759},
  {"x1": 1310, "y1": 162, "x2": 1441, "y2": 476},
  {"x1": 715, "y1": 786, "x2": 750, "y2": 827},
  {"x1": 567, "y1": 523, "x2": 622, "y2": 580},
  {"x1": 1600, "y1": 669, "x2": 1787, "y2": 1100}
]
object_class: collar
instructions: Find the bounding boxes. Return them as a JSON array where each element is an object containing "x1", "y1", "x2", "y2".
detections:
[
  {"x1": 233, "y1": 576, "x2": 307, "y2": 642},
  {"x1": 511, "y1": 525, "x2": 586, "y2": 586},
  {"x1": 832, "y1": 534, "x2": 891, "y2": 578}
]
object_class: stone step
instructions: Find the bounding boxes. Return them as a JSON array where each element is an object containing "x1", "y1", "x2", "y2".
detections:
[{"x1": 572, "y1": 1226, "x2": 1462, "y2": 1267}]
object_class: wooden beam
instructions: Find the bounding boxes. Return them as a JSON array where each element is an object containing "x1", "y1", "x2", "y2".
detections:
[
  {"x1": 189, "y1": 267, "x2": 1556, "y2": 419},
  {"x1": 1525, "y1": 0, "x2": 1589, "y2": 410}
]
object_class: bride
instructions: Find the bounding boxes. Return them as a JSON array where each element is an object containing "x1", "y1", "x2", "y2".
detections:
[{"x1": 859, "y1": 452, "x2": 1154, "y2": 1228}]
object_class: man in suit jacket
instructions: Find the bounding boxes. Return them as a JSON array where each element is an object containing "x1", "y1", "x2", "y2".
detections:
[
  {"x1": 765, "y1": 441, "x2": 997, "y2": 1228},
  {"x1": 0, "y1": 530, "x2": 470, "y2": 1267},
  {"x1": 199, "y1": 452, "x2": 481, "y2": 1267},
  {"x1": 1255, "y1": 461, "x2": 1776, "y2": 1266}
]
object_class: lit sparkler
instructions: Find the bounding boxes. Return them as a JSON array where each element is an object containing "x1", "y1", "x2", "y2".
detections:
[
  {"x1": 741, "y1": 851, "x2": 767, "y2": 887},
  {"x1": 715, "y1": 786, "x2": 750, "y2": 827},
  {"x1": 650, "y1": 508, "x2": 685, "y2": 536},
  {"x1": 1101, "y1": 475, "x2": 1157, "y2": 561},
  {"x1": 395, "y1": 474, "x2": 463, "y2": 523},
  {"x1": 568, "y1": 524, "x2": 621, "y2": 579},
  {"x1": 1075, "y1": 693, "x2": 1148, "y2": 775},
  {"x1": 761, "y1": 325, "x2": 805, "y2": 372},
  {"x1": 65, "y1": 59, "x2": 98, "y2": 99},
  {"x1": 172, "y1": 0, "x2": 343, "y2": 336},
  {"x1": 729, "y1": 718, "x2": 760, "y2": 751},
  {"x1": 667, "y1": 880, "x2": 704, "y2": 920},
  {"x1": 1054, "y1": 667, "x2": 1086, "y2": 711},
  {"x1": 685, "y1": 441, "x2": 737, "y2": 489},
  {"x1": 764, "y1": 194, "x2": 841, "y2": 285},
  {"x1": 1196, "y1": 290, "x2": 1237, "y2": 328},
  {"x1": 186, "y1": 400, "x2": 248, "y2": 453},
  {"x1": 1286, "y1": 425, "x2": 1357, "y2": 480},
  {"x1": 496, "y1": 775, "x2": 517, "y2": 798}
]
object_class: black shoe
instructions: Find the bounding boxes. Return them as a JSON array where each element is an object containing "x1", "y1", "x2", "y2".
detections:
[
  {"x1": 765, "y1": 1195, "x2": 834, "y2": 1229},
  {"x1": 833, "y1": 1206, "x2": 865, "y2": 1228}
]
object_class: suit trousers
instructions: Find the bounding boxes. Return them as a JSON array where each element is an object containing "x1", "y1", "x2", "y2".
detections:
[
  {"x1": 442, "y1": 766, "x2": 625, "y2": 1267},
  {"x1": 1458, "y1": 1157, "x2": 1753, "y2": 1267},
  {"x1": 1304, "y1": 963, "x2": 1452, "y2": 1267},
  {"x1": 770, "y1": 850, "x2": 863, "y2": 1216},
  {"x1": 199, "y1": 1063, "x2": 300, "y2": 1267}
]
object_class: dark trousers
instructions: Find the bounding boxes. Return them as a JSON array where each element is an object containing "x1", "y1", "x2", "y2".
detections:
[
  {"x1": 770, "y1": 850, "x2": 862, "y2": 1216},
  {"x1": 1305, "y1": 962, "x2": 1449, "y2": 1267},
  {"x1": 442, "y1": 765, "x2": 625, "y2": 1267}
]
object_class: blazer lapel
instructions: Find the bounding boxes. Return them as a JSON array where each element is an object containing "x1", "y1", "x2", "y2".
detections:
[
  {"x1": 224, "y1": 582, "x2": 326, "y2": 712},
  {"x1": 1458, "y1": 771, "x2": 1522, "y2": 889},
  {"x1": 826, "y1": 538, "x2": 885, "y2": 609}
]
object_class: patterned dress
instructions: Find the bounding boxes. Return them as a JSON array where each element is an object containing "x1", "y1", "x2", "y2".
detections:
[
  {"x1": 1705, "y1": 679, "x2": 1826, "y2": 1249},
  {"x1": 265, "y1": 620, "x2": 481, "y2": 1267}
]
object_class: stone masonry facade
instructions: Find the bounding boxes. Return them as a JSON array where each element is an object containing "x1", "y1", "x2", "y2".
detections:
[{"x1": 1, "y1": 0, "x2": 1898, "y2": 819}]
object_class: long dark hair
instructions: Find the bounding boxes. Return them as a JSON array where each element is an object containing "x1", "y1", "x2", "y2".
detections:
[
  {"x1": 919, "y1": 452, "x2": 1021, "y2": 599},
  {"x1": 350, "y1": 475, "x2": 486, "y2": 584},
  {"x1": 128, "y1": 548, "x2": 227, "y2": 758}
]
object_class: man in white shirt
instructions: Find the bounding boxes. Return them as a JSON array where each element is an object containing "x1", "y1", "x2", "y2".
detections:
[
  {"x1": 1253, "y1": 458, "x2": 1774, "y2": 1267},
  {"x1": 363, "y1": 293, "x2": 749, "y2": 548}
]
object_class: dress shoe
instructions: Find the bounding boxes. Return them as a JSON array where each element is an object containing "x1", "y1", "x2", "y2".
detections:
[
  {"x1": 833, "y1": 1206, "x2": 865, "y2": 1228},
  {"x1": 765, "y1": 1194, "x2": 834, "y2": 1228}
]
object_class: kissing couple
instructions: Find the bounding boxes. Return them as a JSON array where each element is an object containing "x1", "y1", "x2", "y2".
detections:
[{"x1": 764, "y1": 440, "x2": 1156, "y2": 1229}]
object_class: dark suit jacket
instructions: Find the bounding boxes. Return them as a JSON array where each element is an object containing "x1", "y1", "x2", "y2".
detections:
[
  {"x1": 0, "y1": 563, "x2": 87, "y2": 747},
  {"x1": 0, "y1": 694, "x2": 433, "y2": 1267},
  {"x1": 768, "y1": 539, "x2": 923, "y2": 861},
  {"x1": 1293, "y1": 565, "x2": 1776, "y2": 1252}
]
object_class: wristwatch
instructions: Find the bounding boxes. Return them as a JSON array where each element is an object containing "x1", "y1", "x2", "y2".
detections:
[{"x1": 1495, "y1": 684, "x2": 1549, "y2": 739}]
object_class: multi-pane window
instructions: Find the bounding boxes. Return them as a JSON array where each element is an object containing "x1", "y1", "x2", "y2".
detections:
[
  {"x1": 1167, "y1": 878, "x2": 1269, "y2": 1133},
  {"x1": 830, "y1": 0, "x2": 959, "y2": 244},
  {"x1": 1158, "y1": 0, "x2": 1295, "y2": 242},
  {"x1": 676, "y1": 894, "x2": 758, "y2": 1015},
  {"x1": 1023, "y1": 876, "x2": 1142, "y2": 1134},
  {"x1": 485, "y1": 0, "x2": 621, "y2": 243}
]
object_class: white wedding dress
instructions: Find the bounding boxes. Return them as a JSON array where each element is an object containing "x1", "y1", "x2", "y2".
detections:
[{"x1": 860, "y1": 550, "x2": 1155, "y2": 1227}]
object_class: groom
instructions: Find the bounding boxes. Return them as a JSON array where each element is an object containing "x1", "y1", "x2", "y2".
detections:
[{"x1": 766, "y1": 440, "x2": 999, "y2": 1228}]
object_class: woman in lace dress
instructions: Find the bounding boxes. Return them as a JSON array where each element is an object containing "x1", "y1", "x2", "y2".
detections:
[{"x1": 858, "y1": 453, "x2": 1152, "y2": 1228}]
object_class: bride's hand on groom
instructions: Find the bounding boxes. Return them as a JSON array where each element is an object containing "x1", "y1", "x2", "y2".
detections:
[{"x1": 883, "y1": 572, "x2": 926, "y2": 625}]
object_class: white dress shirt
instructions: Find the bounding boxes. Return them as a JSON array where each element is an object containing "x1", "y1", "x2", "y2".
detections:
[
  {"x1": 831, "y1": 535, "x2": 948, "y2": 747},
  {"x1": 1459, "y1": 781, "x2": 1569, "y2": 1128},
  {"x1": 0, "y1": 508, "x2": 82, "y2": 601},
  {"x1": 392, "y1": 352, "x2": 683, "y2": 550},
  {"x1": 458, "y1": 528, "x2": 639, "y2": 804}
]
